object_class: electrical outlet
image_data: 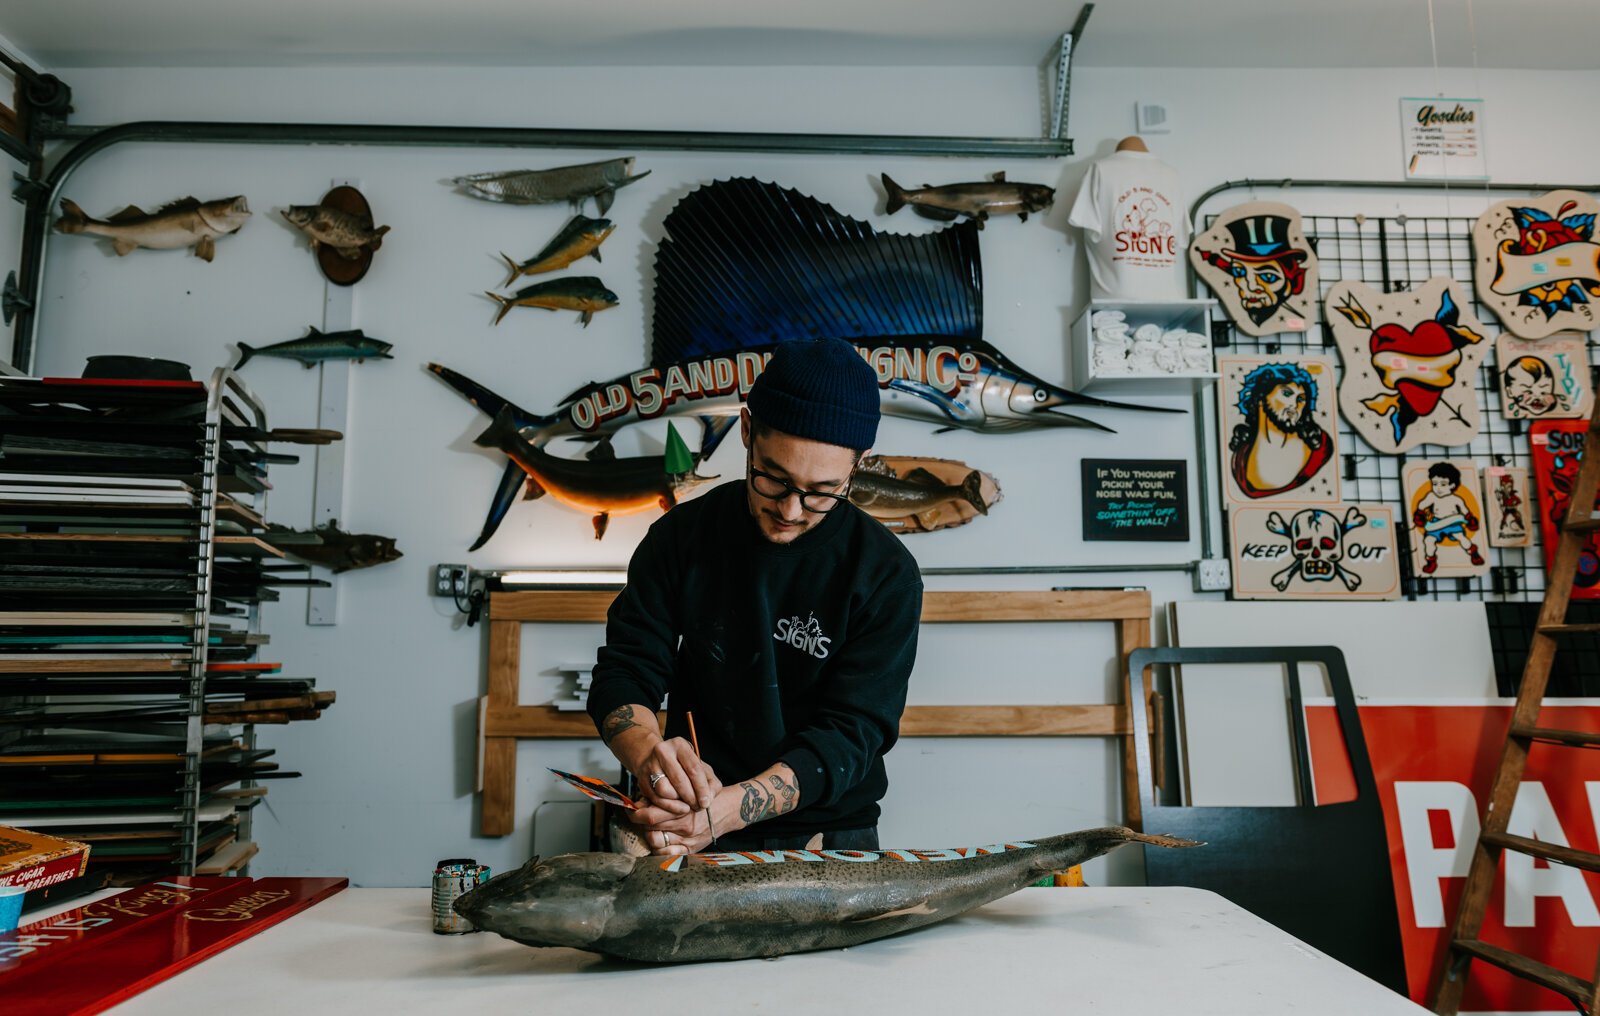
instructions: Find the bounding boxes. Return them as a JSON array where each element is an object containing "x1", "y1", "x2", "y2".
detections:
[
  {"x1": 433, "y1": 563, "x2": 470, "y2": 598},
  {"x1": 1194, "y1": 559, "x2": 1231, "y2": 593}
]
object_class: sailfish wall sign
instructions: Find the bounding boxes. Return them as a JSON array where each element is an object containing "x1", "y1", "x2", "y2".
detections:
[{"x1": 430, "y1": 178, "x2": 1179, "y2": 549}]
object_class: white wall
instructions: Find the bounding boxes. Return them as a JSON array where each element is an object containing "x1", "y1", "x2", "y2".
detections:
[{"x1": 24, "y1": 61, "x2": 1600, "y2": 885}]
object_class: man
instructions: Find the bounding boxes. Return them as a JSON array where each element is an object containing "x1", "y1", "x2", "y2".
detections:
[
  {"x1": 1228, "y1": 362, "x2": 1332, "y2": 499},
  {"x1": 1196, "y1": 214, "x2": 1310, "y2": 327},
  {"x1": 587, "y1": 337, "x2": 923, "y2": 857}
]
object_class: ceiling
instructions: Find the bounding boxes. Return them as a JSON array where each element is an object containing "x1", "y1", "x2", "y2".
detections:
[{"x1": 3, "y1": 0, "x2": 1597, "y2": 69}]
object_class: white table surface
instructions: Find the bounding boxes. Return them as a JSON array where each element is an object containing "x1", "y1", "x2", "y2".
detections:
[{"x1": 37, "y1": 886, "x2": 1428, "y2": 1014}]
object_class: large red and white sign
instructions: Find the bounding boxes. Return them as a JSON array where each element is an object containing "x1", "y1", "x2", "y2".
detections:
[{"x1": 1306, "y1": 701, "x2": 1600, "y2": 1012}]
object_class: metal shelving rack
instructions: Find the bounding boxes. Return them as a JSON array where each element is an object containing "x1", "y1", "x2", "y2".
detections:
[{"x1": 0, "y1": 367, "x2": 278, "y2": 878}]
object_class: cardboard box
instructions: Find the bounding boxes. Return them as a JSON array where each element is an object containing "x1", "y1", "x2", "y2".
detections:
[{"x1": 0, "y1": 825, "x2": 90, "y2": 892}]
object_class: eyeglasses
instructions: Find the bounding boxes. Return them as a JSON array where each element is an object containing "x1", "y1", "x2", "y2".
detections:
[{"x1": 747, "y1": 453, "x2": 851, "y2": 514}]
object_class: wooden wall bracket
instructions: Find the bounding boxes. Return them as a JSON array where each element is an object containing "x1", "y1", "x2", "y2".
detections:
[{"x1": 476, "y1": 588, "x2": 1153, "y2": 837}]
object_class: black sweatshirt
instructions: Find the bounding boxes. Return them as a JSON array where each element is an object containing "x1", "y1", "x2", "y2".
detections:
[{"x1": 587, "y1": 480, "x2": 923, "y2": 835}]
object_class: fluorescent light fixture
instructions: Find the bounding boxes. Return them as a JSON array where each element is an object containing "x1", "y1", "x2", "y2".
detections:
[{"x1": 491, "y1": 569, "x2": 627, "y2": 590}]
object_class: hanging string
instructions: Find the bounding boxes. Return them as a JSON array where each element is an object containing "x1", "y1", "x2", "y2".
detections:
[{"x1": 1425, "y1": 0, "x2": 1452, "y2": 218}]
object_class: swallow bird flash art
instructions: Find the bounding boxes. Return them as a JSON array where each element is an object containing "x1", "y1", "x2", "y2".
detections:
[
  {"x1": 431, "y1": 178, "x2": 1178, "y2": 549},
  {"x1": 455, "y1": 826, "x2": 1199, "y2": 963}
]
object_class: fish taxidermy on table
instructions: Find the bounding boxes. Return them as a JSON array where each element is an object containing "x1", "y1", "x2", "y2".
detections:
[
  {"x1": 265, "y1": 520, "x2": 402, "y2": 572},
  {"x1": 455, "y1": 826, "x2": 1199, "y2": 963},
  {"x1": 850, "y1": 455, "x2": 1000, "y2": 534},
  {"x1": 430, "y1": 178, "x2": 1176, "y2": 549},
  {"x1": 485, "y1": 276, "x2": 619, "y2": 327},
  {"x1": 234, "y1": 328, "x2": 393, "y2": 369},
  {"x1": 281, "y1": 202, "x2": 390, "y2": 260},
  {"x1": 500, "y1": 215, "x2": 615, "y2": 286},
  {"x1": 881, "y1": 172, "x2": 1055, "y2": 227},
  {"x1": 53, "y1": 195, "x2": 251, "y2": 261},
  {"x1": 450, "y1": 157, "x2": 651, "y2": 215},
  {"x1": 468, "y1": 402, "x2": 728, "y2": 541}
]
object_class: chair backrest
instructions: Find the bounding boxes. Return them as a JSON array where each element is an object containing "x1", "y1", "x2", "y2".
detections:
[{"x1": 1128, "y1": 645, "x2": 1407, "y2": 995}]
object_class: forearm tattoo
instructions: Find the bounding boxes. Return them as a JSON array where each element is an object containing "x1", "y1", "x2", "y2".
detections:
[
  {"x1": 738, "y1": 771, "x2": 799, "y2": 825},
  {"x1": 600, "y1": 705, "x2": 638, "y2": 745}
]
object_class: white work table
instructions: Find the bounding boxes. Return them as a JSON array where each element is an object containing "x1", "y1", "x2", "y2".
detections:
[{"x1": 45, "y1": 887, "x2": 1427, "y2": 1014}]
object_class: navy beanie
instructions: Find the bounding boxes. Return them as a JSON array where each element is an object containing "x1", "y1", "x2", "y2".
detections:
[{"x1": 747, "y1": 338, "x2": 880, "y2": 450}]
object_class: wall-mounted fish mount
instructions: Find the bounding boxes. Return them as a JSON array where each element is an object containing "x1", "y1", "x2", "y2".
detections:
[
  {"x1": 880, "y1": 172, "x2": 1054, "y2": 227},
  {"x1": 450, "y1": 157, "x2": 650, "y2": 215},
  {"x1": 850, "y1": 455, "x2": 1000, "y2": 534},
  {"x1": 485, "y1": 277, "x2": 619, "y2": 328},
  {"x1": 53, "y1": 195, "x2": 250, "y2": 262},
  {"x1": 265, "y1": 520, "x2": 402, "y2": 573},
  {"x1": 470, "y1": 405, "x2": 729, "y2": 542},
  {"x1": 500, "y1": 215, "x2": 615, "y2": 287},
  {"x1": 429, "y1": 178, "x2": 1177, "y2": 550},
  {"x1": 281, "y1": 185, "x2": 389, "y2": 286},
  {"x1": 234, "y1": 327, "x2": 393, "y2": 369}
]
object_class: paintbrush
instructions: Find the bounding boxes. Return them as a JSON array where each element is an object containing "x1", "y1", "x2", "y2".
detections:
[{"x1": 687, "y1": 711, "x2": 716, "y2": 846}]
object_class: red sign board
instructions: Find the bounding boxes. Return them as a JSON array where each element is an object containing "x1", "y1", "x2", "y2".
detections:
[
  {"x1": 1306, "y1": 702, "x2": 1600, "y2": 1011},
  {"x1": 3, "y1": 876, "x2": 345, "y2": 1015}
]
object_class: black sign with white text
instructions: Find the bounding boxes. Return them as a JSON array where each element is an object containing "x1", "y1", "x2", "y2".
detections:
[{"x1": 1081, "y1": 459, "x2": 1189, "y2": 542}]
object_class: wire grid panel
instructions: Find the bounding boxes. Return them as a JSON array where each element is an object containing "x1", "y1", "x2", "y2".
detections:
[{"x1": 1208, "y1": 213, "x2": 1598, "y2": 604}]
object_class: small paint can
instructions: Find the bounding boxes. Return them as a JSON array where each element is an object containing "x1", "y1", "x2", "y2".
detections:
[{"x1": 432, "y1": 857, "x2": 489, "y2": 934}]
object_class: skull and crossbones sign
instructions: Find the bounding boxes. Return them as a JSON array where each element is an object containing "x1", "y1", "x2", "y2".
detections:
[{"x1": 1265, "y1": 506, "x2": 1368, "y2": 592}]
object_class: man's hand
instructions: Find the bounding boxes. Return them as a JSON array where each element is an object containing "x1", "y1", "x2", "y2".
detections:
[
  {"x1": 630, "y1": 763, "x2": 801, "y2": 856},
  {"x1": 634, "y1": 737, "x2": 720, "y2": 815}
]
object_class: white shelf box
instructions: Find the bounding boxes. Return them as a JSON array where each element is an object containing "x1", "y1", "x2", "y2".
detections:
[{"x1": 1070, "y1": 298, "x2": 1220, "y2": 396}]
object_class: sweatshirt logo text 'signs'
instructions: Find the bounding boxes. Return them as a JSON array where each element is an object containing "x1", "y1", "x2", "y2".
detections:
[{"x1": 773, "y1": 612, "x2": 831, "y2": 660}]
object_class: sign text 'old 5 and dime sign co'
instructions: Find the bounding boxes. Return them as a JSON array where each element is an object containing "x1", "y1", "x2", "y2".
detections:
[
  {"x1": 1229, "y1": 504, "x2": 1400, "y2": 600},
  {"x1": 1216, "y1": 355, "x2": 1339, "y2": 508},
  {"x1": 1473, "y1": 190, "x2": 1600, "y2": 339},
  {"x1": 1399, "y1": 97, "x2": 1487, "y2": 181}
]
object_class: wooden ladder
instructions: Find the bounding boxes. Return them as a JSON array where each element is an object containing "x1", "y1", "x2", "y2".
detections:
[{"x1": 1432, "y1": 416, "x2": 1600, "y2": 1016}]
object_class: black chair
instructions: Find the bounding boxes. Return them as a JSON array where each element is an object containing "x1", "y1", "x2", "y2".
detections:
[{"x1": 1128, "y1": 645, "x2": 1408, "y2": 995}]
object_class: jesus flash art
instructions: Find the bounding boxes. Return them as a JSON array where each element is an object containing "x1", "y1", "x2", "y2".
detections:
[{"x1": 1217, "y1": 356, "x2": 1338, "y2": 507}]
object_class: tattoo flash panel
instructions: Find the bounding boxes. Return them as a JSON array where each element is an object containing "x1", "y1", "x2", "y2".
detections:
[
  {"x1": 1473, "y1": 189, "x2": 1600, "y2": 340},
  {"x1": 1481, "y1": 464, "x2": 1533, "y2": 549},
  {"x1": 1531, "y1": 420, "x2": 1600, "y2": 599},
  {"x1": 1190, "y1": 201, "x2": 1319, "y2": 336},
  {"x1": 1326, "y1": 277, "x2": 1490, "y2": 454},
  {"x1": 1216, "y1": 355, "x2": 1339, "y2": 508},
  {"x1": 1496, "y1": 333, "x2": 1594, "y2": 421},
  {"x1": 1229, "y1": 504, "x2": 1400, "y2": 601},
  {"x1": 1403, "y1": 459, "x2": 1489, "y2": 579}
]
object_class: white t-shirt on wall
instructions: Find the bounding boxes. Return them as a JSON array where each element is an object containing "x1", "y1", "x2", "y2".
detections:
[{"x1": 1067, "y1": 149, "x2": 1188, "y2": 301}]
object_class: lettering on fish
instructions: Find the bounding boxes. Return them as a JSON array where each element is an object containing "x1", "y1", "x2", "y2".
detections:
[
  {"x1": 667, "y1": 841, "x2": 1037, "y2": 873},
  {"x1": 566, "y1": 345, "x2": 980, "y2": 433}
]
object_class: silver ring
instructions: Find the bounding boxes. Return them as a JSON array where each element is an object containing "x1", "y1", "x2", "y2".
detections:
[
  {"x1": 648, "y1": 772, "x2": 666, "y2": 787},
  {"x1": 663, "y1": 832, "x2": 671, "y2": 845}
]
